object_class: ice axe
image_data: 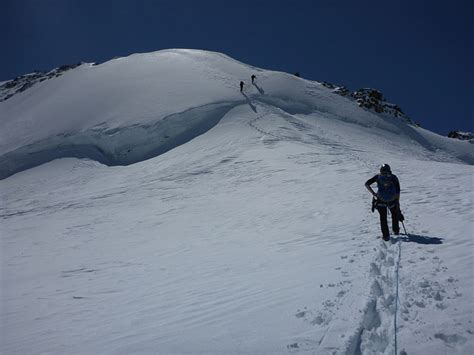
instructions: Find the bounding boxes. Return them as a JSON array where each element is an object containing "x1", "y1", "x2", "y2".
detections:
[
  {"x1": 397, "y1": 203, "x2": 408, "y2": 235},
  {"x1": 401, "y1": 220, "x2": 408, "y2": 236}
]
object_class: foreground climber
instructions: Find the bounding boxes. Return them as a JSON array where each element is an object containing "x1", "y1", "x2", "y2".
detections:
[{"x1": 365, "y1": 164, "x2": 401, "y2": 241}]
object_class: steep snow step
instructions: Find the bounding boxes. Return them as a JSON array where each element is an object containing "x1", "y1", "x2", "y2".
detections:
[{"x1": 0, "y1": 102, "x2": 235, "y2": 179}]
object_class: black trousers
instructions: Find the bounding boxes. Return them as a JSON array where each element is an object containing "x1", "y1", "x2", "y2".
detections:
[{"x1": 377, "y1": 202, "x2": 400, "y2": 238}]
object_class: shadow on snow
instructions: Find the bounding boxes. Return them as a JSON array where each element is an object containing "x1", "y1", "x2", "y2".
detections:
[{"x1": 395, "y1": 233, "x2": 443, "y2": 245}]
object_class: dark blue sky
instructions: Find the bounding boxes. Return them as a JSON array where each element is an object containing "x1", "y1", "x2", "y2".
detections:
[{"x1": 2, "y1": 0, "x2": 472, "y2": 135}]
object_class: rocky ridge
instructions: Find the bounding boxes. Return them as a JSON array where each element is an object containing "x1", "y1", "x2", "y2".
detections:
[
  {"x1": 321, "y1": 81, "x2": 417, "y2": 126},
  {"x1": 0, "y1": 63, "x2": 82, "y2": 101},
  {"x1": 447, "y1": 131, "x2": 474, "y2": 142}
]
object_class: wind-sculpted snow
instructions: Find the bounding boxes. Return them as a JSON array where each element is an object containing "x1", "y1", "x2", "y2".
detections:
[
  {"x1": 0, "y1": 49, "x2": 472, "y2": 180},
  {"x1": 0, "y1": 102, "x2": 235, "y2": 179}
]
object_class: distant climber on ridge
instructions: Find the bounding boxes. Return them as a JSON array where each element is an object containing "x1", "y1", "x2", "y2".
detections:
[
  {"x1": 365, "y1": 164, "x2": 401, "y2": 241},
  {"x1": 251, "y1": 74, "x2": 256, "y2": 84},
  {"x1": 240, "y1": 81, "x2": 244, "y2": 92}
]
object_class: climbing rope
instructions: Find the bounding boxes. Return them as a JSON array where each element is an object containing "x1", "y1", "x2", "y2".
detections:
[{"x1": 393, "y1": 239, "x2": 402, "y2": 354}]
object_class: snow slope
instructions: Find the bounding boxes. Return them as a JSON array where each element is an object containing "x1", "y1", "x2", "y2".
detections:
[
  {"x1": 1, "y1": 49, "x2": 473, "y2": 354},
  {"x1": 0, "y1": 49, "x2": 472, "y2": 179}
]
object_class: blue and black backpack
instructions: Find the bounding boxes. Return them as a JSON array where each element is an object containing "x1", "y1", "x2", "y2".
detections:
[{"x1": 377, "y1": 174, "x2": 398, "y2": 202}]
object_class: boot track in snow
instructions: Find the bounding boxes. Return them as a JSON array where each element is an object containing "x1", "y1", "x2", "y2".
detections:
[{"x1": 344, "y1": 239, "x2": 402, "y2": 355}]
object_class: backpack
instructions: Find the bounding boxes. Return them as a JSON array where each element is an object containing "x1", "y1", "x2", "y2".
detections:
[{"x1": 376, "y1": 174, "x2": 398, "y2": 202}]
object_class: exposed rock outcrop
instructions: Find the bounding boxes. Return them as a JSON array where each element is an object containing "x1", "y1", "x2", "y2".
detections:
[
  {"x1": 447, "y1": 131, "x2": 474, "y2": 142},
  {"x1": 0, "y1": 63, "x2": 82, "y2": 101},
  {"x1": 321, "y1": 81, "x2": 417, "y2": 125}
]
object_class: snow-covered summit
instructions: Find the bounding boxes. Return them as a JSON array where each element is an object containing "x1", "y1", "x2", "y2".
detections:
[{"x1": 0, "y1": 48, "x2": 472, "y2": 179}]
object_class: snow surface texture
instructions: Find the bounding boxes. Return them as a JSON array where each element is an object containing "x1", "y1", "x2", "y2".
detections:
[{"x1": 1, "y1": 49, "x2": 473, "y2": 354}]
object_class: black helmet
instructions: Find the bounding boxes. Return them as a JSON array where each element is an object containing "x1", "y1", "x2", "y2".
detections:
[{"x1": 380, "y1": 164, "x2": 391, "y2": 174}]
